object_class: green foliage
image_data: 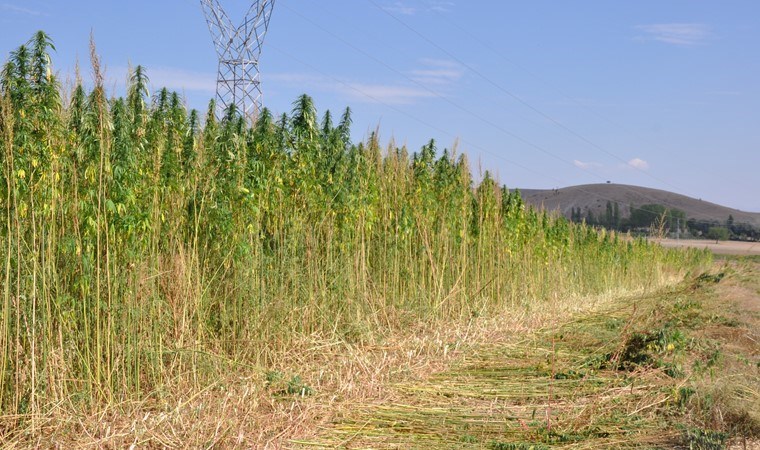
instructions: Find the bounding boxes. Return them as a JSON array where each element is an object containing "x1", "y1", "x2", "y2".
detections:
[
  {"x1": 0, "y1": 33, "x2": 711, "y2": 416},
  {"x1": 707, "y1": 227, "x2": 730, "y2": 242},
  {"x1": 265, "y1": 371, "x2": 314, "y2": 397},
  {"x1": 460, "y1": 434, "x2": 478, "y2": 444},
  {"x1": 490, "y1": 442, "x2": 549, "y2": 450},
  {"x1": 681, "y1": 427, "x2": 728, "y2": 450},
  {"x1": 627, "y1": 203, "x2": 686, "y2": 232},
  {"x1": 628, "y1": 203, "x2": 666, "y2": 228},
  {"x1": 608, "y1": 325, "x2": 687, "y2": 373},
  {"x1": 696, "y1": 272, "x2": 725, "y2": 285}
]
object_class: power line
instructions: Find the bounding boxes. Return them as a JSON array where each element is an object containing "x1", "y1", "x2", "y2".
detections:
[
  {"x1": 268, "y1": 42, "x2": 727, "y2": 228},
  {"x1": 276, "y1": 2, "x2": 711, "y2": 220},
  {"x1": 420, "y1": 0, "x2": 758, "y2": 196},
  {"x1": 357, "y1": 0, "x2": 750, "y2": 222},
  {"x1": 279, "y1": 3, "x2": 628, "y2": 185},
  {"x1": 366, "y1": 0, "x2": 699, "y2": 197},
  {"x1": 268, "y1": 42, "x2": 573, "y2": 187}
]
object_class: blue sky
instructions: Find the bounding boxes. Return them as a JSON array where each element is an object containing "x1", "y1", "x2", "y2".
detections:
[{"x1": 2, "y1": 1, "x2": 759, "y2": 211}]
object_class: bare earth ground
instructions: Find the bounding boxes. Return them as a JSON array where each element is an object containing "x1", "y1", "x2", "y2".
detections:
[{"x1": 653, "y1": 239, "x2": 760, "y2": 256}]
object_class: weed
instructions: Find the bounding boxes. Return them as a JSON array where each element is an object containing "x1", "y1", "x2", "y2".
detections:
[
  {"x1": 285, "y1": 375, "x2": 314, "y2": 397},
  {"x1": 610, "y1": 325, "x2": 686, "y2": 371},
  {"x1": 605, "y1": 317, "x2": 624, "y2": 331},
  {"x1": 681, "y1": 427, "x2": 728, "y2": 450},
  {"x1": 490, "y1": 442, "x2": 549, "y2": 450},
  {"x1": 265, "y1": 370, "x2": 284, "y2": 385},
  {"x1": 265, "y1": 371, "x2": 313, "y2": 397},
  {"x1": 674, "y1": 386, "x2": 696, "y2": 409},
  {"x1": 460, "y1": 434, "x2": 478, "y2": 444},
  {"x1": 696, "y1": 272, "x2": 725, "y2": 285},
  {"x1": 552, "y1": 369, "x2": 586, "y2": 380},
  {"x1": 663, "y1": 362, "x2": 685, "y2": 378}
]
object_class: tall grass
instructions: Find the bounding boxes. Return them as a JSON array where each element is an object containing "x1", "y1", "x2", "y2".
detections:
[{"x1": 0, "y1": 33, "x2": 709, "y2": 419}]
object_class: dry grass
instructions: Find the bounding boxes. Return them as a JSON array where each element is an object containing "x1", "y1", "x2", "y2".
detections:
[
  {"x1": 291, "y1": 262, "x2": 760, "y2": 449},
  {"x1": 0, "y1": 34, "x2": 720, "y2": 448},
  {"x1": 3, "y1": 261, "x2": 755, "y2": 449},
  {"x1": 0, "y1": 279, "x2": 677, "y2": 449}
]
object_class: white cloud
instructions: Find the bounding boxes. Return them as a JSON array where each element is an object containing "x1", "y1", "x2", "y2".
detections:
[
  {"x1": 410, "y1": 58, "x2": 463, "y2": 86},
  {"x1": 103, "y1": 66, "x2": 216, "y2": 98},
  {"x1": 382, "y1": 1, "x2": 454, "y2": 16},
  {"x1": 340, "y1": 82, "x2": 435, "y2": 105},
  {"x1": 383, "y1": 2, "x2": 417, "y2": 15},
  {"x1": 109, "y1": 66, "x2": 217, "y2": 94},
  {"x1": 627, "y1": 158, "x2": 650, "y2": 170},
  {"x1": 635, "y1": 23, "x2": 712, "y2": 46},
  {"x1": 147, "y1": 67, "x2": 217, "y2": 93},
  {"x1": 573, "y1": 160, "x2": 602, "y2": 170},
  {"x1": 271, "y1": 71, "x2": 439, "y2": 105},
  {"x1": 271, "y1": 59, "x2": 463, "y2": 105},
  {"x1": 427, "y1": 1, "x2": 454, "y2": 13},
  {"x1": 1, "y1": 3, "x2": 44, "y2": 16}
]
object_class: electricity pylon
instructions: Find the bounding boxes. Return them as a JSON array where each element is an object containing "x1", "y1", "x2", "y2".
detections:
[{"x1": 200, "y1": 0, "x2": 276, "y2": 119}]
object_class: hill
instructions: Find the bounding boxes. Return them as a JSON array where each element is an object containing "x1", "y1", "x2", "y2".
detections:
[{"x1": 518, "y1": 183, "x2": 760, "y2": 228}]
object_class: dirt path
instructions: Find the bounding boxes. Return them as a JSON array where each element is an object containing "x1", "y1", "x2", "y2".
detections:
[
  {"x1": 294, "y1": 261, "x2": 760, "y2": 449},
  {"x1": 653, "y1": 238, "x2": 760, "y2": 256}
]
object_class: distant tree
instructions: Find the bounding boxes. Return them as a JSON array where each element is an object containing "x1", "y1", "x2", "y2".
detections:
[
  {"x1": 625, "y1": 204, "x2": 685, "y2": 233},
  {"x1": 667, "y1": 208, "x2": 686, "y2": 231},
  {"x1": 687, "y1": 218, "x2": 711, "y2": 237},
  {"x1": 629, "y1": 204, "x2": 667, "y2": 229},
  {"x1": 613, "y1": 202, "x2": 621, "y2": 229},
  {"x1": 570, "y1": 207, "x2": 582, "y2": 223},
  {"x1": 731, "y1": 222, "x2": 760, "y2": 241},
  {"x1": 605, "y1": 201, "x2": 613, "y2": 228},
  {"x1": 707, "y1": 226, "x2": 730, "y2": 243},
  {"x1": 585, "y1": 208, "x2": 596, "y2": 225}
]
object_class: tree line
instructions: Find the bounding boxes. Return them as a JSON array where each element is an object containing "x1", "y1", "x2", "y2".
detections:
[{"x1": 569, "y1": 202, "x2": 758, "y2": 241}]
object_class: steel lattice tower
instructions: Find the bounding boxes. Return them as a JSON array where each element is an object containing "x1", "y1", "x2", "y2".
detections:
[{"x1": 200, "y1": 0, "x2": 276, "y2": 119}]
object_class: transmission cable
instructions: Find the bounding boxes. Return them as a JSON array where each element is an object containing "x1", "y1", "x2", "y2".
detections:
[
  {"x1": 365, "y1": 0, "x2": 701, "y2": 198},
  {"x1": 268, "y1": 41, "x2": 720, "y2": 227},
  {"x1": 276, "y1": 2, "x2": 713, "y2": 222},
  {"x1": 419, "y1": 0, "x2": 757, "y2": 196}
]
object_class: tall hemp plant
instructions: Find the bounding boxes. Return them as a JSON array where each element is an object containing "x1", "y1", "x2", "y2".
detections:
[{"x1": 0, "y1": 33, "x2": 710, "y2": 417}]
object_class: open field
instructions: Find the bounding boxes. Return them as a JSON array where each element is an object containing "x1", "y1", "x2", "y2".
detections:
[{"x1": 654, "y1": 239, "x2": 760, "y2": 256}]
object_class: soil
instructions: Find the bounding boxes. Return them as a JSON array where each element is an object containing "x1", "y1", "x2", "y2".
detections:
[{"x1": 653, "y1": 238, "x2": 760, "y2": 256}]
